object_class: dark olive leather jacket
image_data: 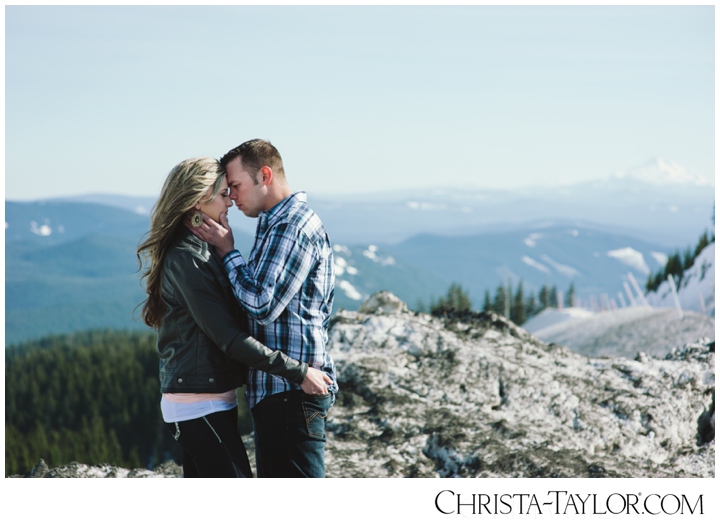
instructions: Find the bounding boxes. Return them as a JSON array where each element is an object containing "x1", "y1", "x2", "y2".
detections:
[{"x1": 156, "y1": 226, "x2": 308, "y2": 393}]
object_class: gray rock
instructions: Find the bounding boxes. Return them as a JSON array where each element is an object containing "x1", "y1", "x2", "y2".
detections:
[{"x1": 324, "y1": 292, "x2": 714, "y2": 477}]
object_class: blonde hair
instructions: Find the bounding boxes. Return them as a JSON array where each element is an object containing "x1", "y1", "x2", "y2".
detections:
[{"x1": 136, "y1": 157, "x2": 226, "y2": 328}]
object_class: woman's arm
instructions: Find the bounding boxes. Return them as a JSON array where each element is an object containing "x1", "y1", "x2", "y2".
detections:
[{"x1": 164, "y1": 248, "x2": 312, "y2": 384}]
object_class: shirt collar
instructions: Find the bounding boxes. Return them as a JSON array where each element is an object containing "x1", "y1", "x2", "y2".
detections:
[{"x1": 257, "y1": 191, "x2": 307, "y2": 232}]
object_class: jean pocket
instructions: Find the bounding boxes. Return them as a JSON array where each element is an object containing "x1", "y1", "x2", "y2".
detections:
[{"x1": 301, "y1": 393, "x2": 332, "y2": 439}]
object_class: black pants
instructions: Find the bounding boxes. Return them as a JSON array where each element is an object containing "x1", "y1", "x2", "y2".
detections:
[{"x1": 165, "y1": 407, "x2": 253, "y2": 478}]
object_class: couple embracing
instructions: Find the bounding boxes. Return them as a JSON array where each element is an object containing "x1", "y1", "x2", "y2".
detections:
[{"x1": 137, "y1": 139, "x2": 337, "y2": 478}]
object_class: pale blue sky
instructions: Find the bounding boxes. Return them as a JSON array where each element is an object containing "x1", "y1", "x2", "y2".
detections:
[{"x1": 4, "y1": 4, "x2": 715, "y2": 201}]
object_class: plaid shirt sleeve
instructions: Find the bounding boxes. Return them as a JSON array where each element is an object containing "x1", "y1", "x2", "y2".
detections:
[{"x1": 223, "y1": 222, "x2": 317, "y2": 325}]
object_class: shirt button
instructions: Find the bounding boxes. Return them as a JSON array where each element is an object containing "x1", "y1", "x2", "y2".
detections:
[
  {"x1": 177, "y1": 378, "x2": 183, "y2": 383},
  {"x1": 209, "y1": 378, "x2": 215, "y2": 383}
]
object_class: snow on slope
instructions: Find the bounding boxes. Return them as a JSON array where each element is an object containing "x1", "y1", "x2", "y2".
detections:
[
  {"x1": 646, "y1": 243, "x2": 715, "y2": 316},
  {"x1": 523, "y1": 242, "x2": 714, "y2": 358},
  {"x1": 524, "y1": 306, "x2": 714, "y2": 359},
  {"x1": 522, "y1": 307, "x2": 595, "y2": 333}
]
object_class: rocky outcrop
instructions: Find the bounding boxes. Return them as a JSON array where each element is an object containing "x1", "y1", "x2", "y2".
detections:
[
  {"x1": 16, "y1": 291, "x2": 714, "y2": 478},
  {"x1": 324, "y1": 292, "x2": 714, "y2": 477},
  {"x1": 14, "y1": 458, "x2": 183, "y2": 478}
]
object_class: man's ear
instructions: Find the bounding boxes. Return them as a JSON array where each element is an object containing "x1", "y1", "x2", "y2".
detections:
[{"x1": 260, "y1": 166, "x2": 273, "y2": 186}]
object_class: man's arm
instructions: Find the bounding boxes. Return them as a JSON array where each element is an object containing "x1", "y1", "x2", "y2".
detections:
[
  {"x1": 224, "y1": 222, "x2": 316, "y2": 325},
  {"x1": 165, "y1": 249, "x2": 331, "y2": 393},
  {"x1": 188, "y1": 210, "x2": 316, "y2": 325}
]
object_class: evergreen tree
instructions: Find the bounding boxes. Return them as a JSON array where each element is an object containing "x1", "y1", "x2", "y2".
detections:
[
  {"x1": 526, "y1": 294, "x2": 537, "y2": 318},
  {"x1": 538, "y1": 285, "x2": 550, "y2": 310},
  {"x1": 682, "y1": 247, "x2": 694, "y2": 271},
  {"x1": 415, "y1": 298, "x2": 428, "y2": 313},
  {"x1": 565, "y1": 282, "x2": 575, "y2": 307},
  {"x1": 492, "y1": 284, "x2": 507, "y2": 316},
  {"x1": 511, "y1": 281, "x2": 527, "y2": 326},
  {"x1": 430, "y1": 282, "x2": 472, "y2": 315},
  {"x1": 694, "y1": 230, "x2": 710, "y2": 258},
  {"x1": 549, "y1": 286, "x2": 558, "y2": 308},
  {"x1": 665, "y1": 251, "x2": 683, "y2": 280},
  {"x1": 482, "y1": 290, "x2": 492, "y2": 312}
]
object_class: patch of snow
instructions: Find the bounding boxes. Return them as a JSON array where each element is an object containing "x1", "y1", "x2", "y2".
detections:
[
  {"x1": 338, "y1": 280, "x2": 364, "y2": 301},
  {"x1": 363, "y1": 247, "x2": 377, "y2": 260},
  {"x1": 335, "y1": 257, "x2": 347, "y2": 276},
  {"x1": 335, "y1": 257, "x2": 358, "y2": 276},
  {"x1": 362, "y1": 245, "x2": 395, "y2": 265},
  {"x1": 30, "y1": 221, "x2": 52, "y2": 236},
  {"x1": 521, "y1": 255, "x2": 550, "y2": 274},
  {"x1": 607, "y1": 247, "x2": 650, "y2": 274},
  {"x1": 651, "y1": 251, "x2": 668, "y2": 266},
  {"x1": 406, "y1": 201, "x2": 448, "y2": 211},
  {"x1": 522, "y1": 307, "x2": 595, "y2": 333},
  {"x1": 525, "y1": 306, "x2": 714, "y2": 359},
  {"x1": 541, "y1": 255, "x2": 579, "y2": 277},
  {"x1": 333, "y1": 244, "x2": 351, "y2": 256},
  {"x1": 523, "y1": 233, "x2": 543, "y2": 248}
]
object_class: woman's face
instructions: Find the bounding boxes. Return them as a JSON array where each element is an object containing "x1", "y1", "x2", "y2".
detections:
[{"x1": 197, "y1": 178, "x2": 232, "y2": 223}]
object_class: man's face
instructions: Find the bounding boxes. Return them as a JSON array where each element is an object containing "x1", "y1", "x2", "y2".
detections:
[{"x1": 226, "y1": 156, "x2": 265, "y2": 218}]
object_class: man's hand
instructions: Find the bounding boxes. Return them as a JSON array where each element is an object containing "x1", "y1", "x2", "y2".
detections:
[
  {"x1": 300, "y1": 367, "x2": 333, "y2": 395},
  {"x1": 185, "y1": 211, "x2": 235, "y2": 258}
]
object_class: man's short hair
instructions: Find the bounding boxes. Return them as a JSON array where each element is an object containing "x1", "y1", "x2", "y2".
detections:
[{"x1": 220, "y1": 139, "x2": 285, "y2": 184}]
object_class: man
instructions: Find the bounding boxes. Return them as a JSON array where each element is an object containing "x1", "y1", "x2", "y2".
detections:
[{"x1": 190, "y1": 139, "x2": 337, "y2": 478}]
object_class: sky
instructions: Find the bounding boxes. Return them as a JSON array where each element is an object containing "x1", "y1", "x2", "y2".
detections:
[{"x1": 3, "y1": 3, "x2": 716, "y2": 201}]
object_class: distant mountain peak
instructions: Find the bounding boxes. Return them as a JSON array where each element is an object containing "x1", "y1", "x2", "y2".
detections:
[{"x1": 611, "y1": 157, "x2": 713, "y2": 187}]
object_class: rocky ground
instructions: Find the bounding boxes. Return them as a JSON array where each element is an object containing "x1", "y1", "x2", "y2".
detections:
[
  {"x1": 15, "y1": 458, "x2": 183, "y2": 478},
  {"x1": 16, "y1": 292, "x2": 714, "y2": 478},
  {"x1": 319, "y1": 292, "x2": 714, "y2": 477}
]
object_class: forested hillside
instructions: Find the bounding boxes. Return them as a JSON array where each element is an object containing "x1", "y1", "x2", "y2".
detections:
[{"x1": 4, "y1": 330, "x2": 248, "y2": 477}]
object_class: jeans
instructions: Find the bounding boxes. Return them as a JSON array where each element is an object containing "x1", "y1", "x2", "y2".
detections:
[
  {"x1": 251, "y1": 390, "x2": 333, "y2": 478},
  {"x1": 165, "y1": 407, "x2": 253, "y2": 478}
]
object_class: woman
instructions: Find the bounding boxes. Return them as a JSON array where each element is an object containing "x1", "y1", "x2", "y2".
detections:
[{"x1": 137, "y1": 156, "x2": 330, "y2": 478}]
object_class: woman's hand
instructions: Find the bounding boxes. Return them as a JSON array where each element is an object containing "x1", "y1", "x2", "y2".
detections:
[
  {"x1": 301, "y1": 367, "x2": 333, "y2": 395},
  {"x1": 186, "y1": 211, "x2": 236, "y2": 258}
]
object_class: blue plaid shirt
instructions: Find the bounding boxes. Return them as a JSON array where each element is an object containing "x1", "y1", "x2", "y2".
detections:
[{"x1": 223, "y1": 192, "x2": 337, "y2": 409}]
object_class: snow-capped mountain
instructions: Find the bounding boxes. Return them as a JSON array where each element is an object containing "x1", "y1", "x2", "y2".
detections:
[
  {"x1": 30, "y1": 158, "x2": 714, "y2": 247},
  {"x1": 610, "y1": 157, "x2": 713, "y2": 187},
  {"x1": 309, "y1": 157, "x2": 714, "y2": 246}
]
